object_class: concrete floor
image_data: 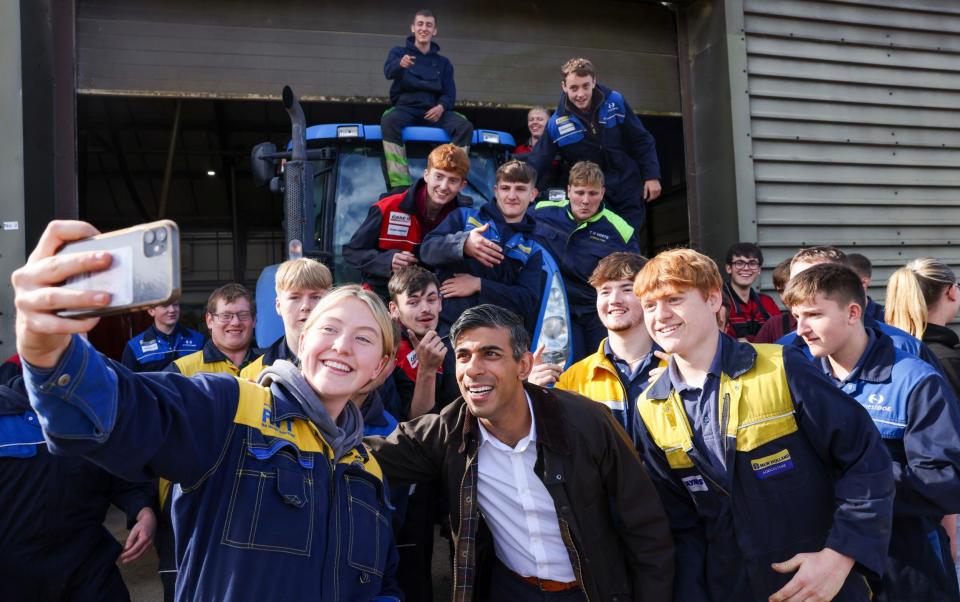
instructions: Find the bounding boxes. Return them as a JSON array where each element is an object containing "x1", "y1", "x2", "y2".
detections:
[{"x1": 106, "y1": 508, "x2": 452, "y2": 601}]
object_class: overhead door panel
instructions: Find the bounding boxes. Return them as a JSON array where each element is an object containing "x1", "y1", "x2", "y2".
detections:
[{"x1": 77, "y1": 0, "x2": 680, "y2": 113}]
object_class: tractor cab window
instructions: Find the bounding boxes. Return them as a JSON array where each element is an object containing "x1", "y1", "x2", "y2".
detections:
[{"x1": 323, "y1": 145, "x2": 387, "y2": 283}]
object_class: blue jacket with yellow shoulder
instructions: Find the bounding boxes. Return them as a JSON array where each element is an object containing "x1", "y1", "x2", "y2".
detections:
[
  {"x1": 22, "y1": 336, "x2": 402, "y2": 602},
  {"x1": 420, "y1": 202, "x2": 545, "y2": 331},
  {"x1": 633, "y1": 335, "x2": 894, "y2": 602}
]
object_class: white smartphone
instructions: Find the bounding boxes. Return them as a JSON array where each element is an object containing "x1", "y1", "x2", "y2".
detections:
[{"x1": 56, "y1": 220, "x2": 181, "y2": 318}]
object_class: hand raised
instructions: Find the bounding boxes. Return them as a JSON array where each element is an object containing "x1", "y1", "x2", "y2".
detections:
[
  {"x1": 409, "y1": 329, "x2": 447, "y2": 373},
  {"x1": 527, "y1": 344, "x2": 563, "y2": 387},
  {"x1": 463, "y1": 223, "x2": 504, "y2": 268},
  {"x1": 400, "y1": 54, "x2": 416, "y2": 69},
  {"x1": 12, "y1": 220, "x2": 112, "y2": 368}
]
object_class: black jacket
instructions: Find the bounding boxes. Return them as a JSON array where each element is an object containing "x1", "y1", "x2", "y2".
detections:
[
  {"x1": 367, "y1": 382, "x2": 675, "y2": 602},
  {"x1": 923, "y1": 323, "x2": 960, "y2": 396}
]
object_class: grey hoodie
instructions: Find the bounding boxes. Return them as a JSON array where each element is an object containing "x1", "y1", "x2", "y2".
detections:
[{"x1": 258, "y1": 360, "x2": 364, "y2": 461}]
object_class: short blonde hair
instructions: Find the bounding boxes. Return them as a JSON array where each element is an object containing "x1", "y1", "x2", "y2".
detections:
[
  {"x1": 301, "y1": 285, "x2": 395, "y2": 358},
  {"x1": 568, "y1": 161, "x2": 604, "y2": 188},
  {"x1": 427, "y1": 143, "x2": 470, "y2": 178},
  {"x1": 275, "y1": 258, "x2": 333, "y2": 294},
  {"x1": 634, "y1": 248, "x2": 723, "y2": 300}
]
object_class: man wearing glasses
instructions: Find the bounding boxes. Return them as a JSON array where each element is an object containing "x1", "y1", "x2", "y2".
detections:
[
  {"x1": 722, "y1": 242, "x2": 781, "y2": 342},
  {"x1": 167, "y1": 283, "x2": 259, "y2": 376}
]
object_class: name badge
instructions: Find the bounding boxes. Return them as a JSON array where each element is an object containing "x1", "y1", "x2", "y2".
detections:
[{"x1": 751, "y1": 449, "x2": 794, "y2": 480}]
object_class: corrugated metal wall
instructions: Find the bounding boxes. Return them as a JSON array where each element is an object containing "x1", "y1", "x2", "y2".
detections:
[
  {"x1": 77, "y1": 0, "x2": 680, "y2": 114},
  {"x1": 740, "y1": 0, "x2": 960, "y2": 305}
]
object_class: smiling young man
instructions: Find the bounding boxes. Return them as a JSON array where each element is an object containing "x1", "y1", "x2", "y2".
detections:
[
  {"x1": 386, "y1": 266, "x2": 459, "y2": 421},
  {"x1": 631, "y1": 248, "x2": 895, "y2": 602},
  {"x1": 529, "y1": 252, "x2": 659, "y2": 441},
  {"x1": 380, "y1": 9, "x2": 474, "y2": 189},
  {"x1": 166, "y1": 283, "x2": 258, "y2": 376},
  {"x1": 526, "y1": 57, "x2": 661, "y2": 233},
  {"x1": 344, "y1": 143, "x2": 472, "y2": 299},
  {"x1": 420, "y1": 159, "x2": 546, "y2": 333},
  {"x1": 122, "y1": 302, "x2": 204, "y2": 372},
  {"x1": 367, "y1": 304, "x2": 675, "y2": 602},
  {"x1": 532, "y1": 160, "x2": 640, "y2": 362},
  {"x1": 240, "y1": 258, "x2": 332, "y2": 380},
  {"x1": 722, "y1": 242, "x2": 781, "y2": 341},
  {"x1": 784, "y1": 263, "x2": 960, "y2": 601}
]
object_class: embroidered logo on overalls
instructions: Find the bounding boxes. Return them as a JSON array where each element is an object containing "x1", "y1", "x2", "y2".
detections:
[
  {"x1": 682, "y1": 474, "x2": 709, "y2": 493},
  {"x1": 751, "y1": 449, "x2": 794, "y2": 479}
]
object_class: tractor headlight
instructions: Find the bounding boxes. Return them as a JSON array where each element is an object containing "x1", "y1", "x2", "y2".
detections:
[{"x1": 535, "y1": 273, "x2": 570, "y2": 367}]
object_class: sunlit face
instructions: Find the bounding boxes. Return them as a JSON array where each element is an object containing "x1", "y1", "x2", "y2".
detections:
[
  {"x1": 562, "y1": 73, "x2": 596, "y2": 112},
  {"x1": 568, "y1": 183, "x2": 605, "y2": 222},
  {"x1": 389, "y1": 285, "x2": 441, "y2": 338},
  {"x1": 423, "y1": 167, "x2": 467, "y2": 207},
  {"x1": 277, "y1": 287, "x2": 328, "y2": 345},
  {"x1": 299, "y1": 297, "x2": 388, "y2": 403},
  {"x1": 495, "y1": 180, "x2": 537, "y2": 223},
  {"x1": 455, "y1": 326, "x2": 532, "y2": 421},
  {"x1": 148, "y1": 302, "x2": 180, "y2": 329},
  {"x1": 205, "y1": 297, "x2": 254, "y2": 353},
  {"x1": 792, "y1": 293, "x2": 861, "y2": 359},
  {"x1": 527, "y1": 109, "x2": 548, "y2": 139},
  {"x1": 641, "y1": 288, "x2": 723, "y2": 357},
  {"x1": 410, "y1": 14, "x2": 437, "y2": 45},
  {"x1": 597, "y1": 279, "x2": 645, "y2": 333},
  {"x1": 726, "y1": 255, "x2": 761, "y2": 288}
]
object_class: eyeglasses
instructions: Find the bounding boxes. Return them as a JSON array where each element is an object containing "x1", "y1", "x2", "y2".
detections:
[
  {"x1": 731, "y1": 260, "x2": 761, "y2": 270},
  {"x1": 210, "y1": 311, "x2": 253, "y2": 323}
]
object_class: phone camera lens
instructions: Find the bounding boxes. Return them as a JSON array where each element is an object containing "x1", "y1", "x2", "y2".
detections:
[
  {"x1": 144, "y1": 230, "x2": 156, "y2": 244},
  {"x1": 156, "y1": 228, "x2": 167, "y2": 242}
]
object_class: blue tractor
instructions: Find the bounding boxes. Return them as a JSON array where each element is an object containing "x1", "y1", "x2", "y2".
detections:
[{"x1": 250, "y1": 87, "x2": 573, "y2": 368}]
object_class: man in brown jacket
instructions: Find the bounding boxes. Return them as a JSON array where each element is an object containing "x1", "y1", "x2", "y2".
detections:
[{"x1": 367, "y1": 304, "x2": 674, "y2": 602}]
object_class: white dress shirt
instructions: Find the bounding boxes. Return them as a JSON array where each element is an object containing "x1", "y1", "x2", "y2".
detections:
[{"x1": 475, "y1": 393, "x2": 577, "y2": 581}]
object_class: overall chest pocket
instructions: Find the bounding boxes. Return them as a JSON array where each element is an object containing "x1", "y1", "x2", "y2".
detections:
[
  {"x1": 737, "y1": 445, "x2": 811, "y2": 500},
  {"x1": 344, "y1": 472, "x2": 391, "y2": 577},
  {"x1": 222, "y1": 438, "x2": 315, "y2": 555}
]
